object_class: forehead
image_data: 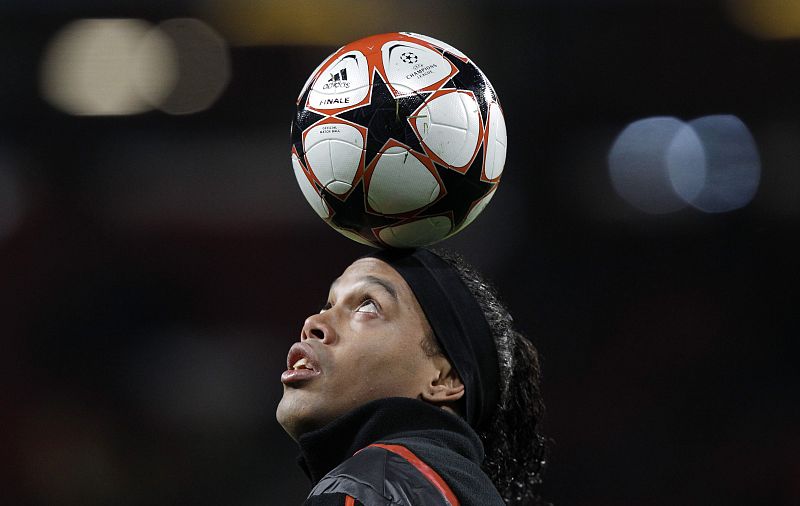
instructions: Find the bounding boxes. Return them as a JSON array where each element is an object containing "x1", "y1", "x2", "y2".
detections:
[{"x1": 330, "y1": 257, "x2": 417, "y2": 303}]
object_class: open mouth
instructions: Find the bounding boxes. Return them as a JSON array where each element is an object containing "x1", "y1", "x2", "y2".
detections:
[
  {"x1": 290, "y1": 357, "x2": 315, "y2": 371},
  {"x1": 281, "y1": 342, "x2": 322, "y2": 385}
]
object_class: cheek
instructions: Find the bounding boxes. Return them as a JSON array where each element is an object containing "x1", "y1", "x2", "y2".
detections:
[
  {"x1": 337, "y1": 341, "x2": 427, "y2": 394},
  {"x1": 334, "y1": 340, "x2": 410, "y2": 378},
  {"x1": 329, "y1": 344, "x2": 394, "y2": 382}
]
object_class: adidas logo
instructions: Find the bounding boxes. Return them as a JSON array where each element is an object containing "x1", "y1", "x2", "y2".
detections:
[
  {"x1": 328, "y1": 68, "x2": 348, "y2": 82},
  {"x1": 322, "y1": 68, "x2": 351, "y2": 90}
]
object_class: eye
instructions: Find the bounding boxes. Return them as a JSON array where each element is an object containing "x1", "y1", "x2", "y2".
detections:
[{"x1": 355, "y1": 299, "x2": 379, "y2": 314}]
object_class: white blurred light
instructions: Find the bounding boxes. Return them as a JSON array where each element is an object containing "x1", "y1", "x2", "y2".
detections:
[
  {"x1": 0, "y1": 152, "x2": 27, "y2": 241},
  {"x1": 151, "y1": 18, "x2": 231, "y2": 115},
  {"x1": 40, "y1": 19, "x2": 177, "y2": 116},
  {"x1": 40, "y1": 18, "x2": 230, "y2": 116},
  {"x1": 608, "y1": 117, "x2": 690, "y2": 214},
  {"x1": 132, "y1": 24, "x2": 180, "y2": 109},
  {"x1": 609, "y1": 115, "x2": 760, "y2": 214},
  {"x1": 665, "y1": 123, "x2": 707, "y2": 204},
  {"x1": 682, "y1": 115, "x2": 760, "y2": 213}
]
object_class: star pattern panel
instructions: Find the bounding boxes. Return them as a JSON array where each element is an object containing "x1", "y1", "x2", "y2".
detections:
[
  {"x1": 324, "y1": 178, "x2": 398, "y2": 241},
  {"x1": 444, "y1": 53, "x2": 497, "y2": 126},
  {"x1": 292, "y1": 84, "x2": 326, "y2": 158},
  {"x1": 337, "y1": 71, "x2": 430, "y2": 169},
  {"x1": 420, "y1": 146, "x2": 496, "y2": 228}
]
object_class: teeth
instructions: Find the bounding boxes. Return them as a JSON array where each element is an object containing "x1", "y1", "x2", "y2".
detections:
[{"x1": 292, "y1": 357, "x2": 309, "y2": 370}]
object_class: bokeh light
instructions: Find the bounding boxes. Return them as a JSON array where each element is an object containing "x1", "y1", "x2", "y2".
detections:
[
  {"x1": 681, "y1": 115, "x2": 760, "y2": 213},
  {"x1": 40, "y1": 18, "x2": 230, "y2": 116},
  {"x1": 609, "y1": 115, "x2": 760, "y2": 214},
  {"x1": 150, "y1": 18, "x2": 231, "y2": 115},
  {"x1": 726, "y1": 0, "x2": 800, "y2": 39},
  {"x1": 202, "y1": 0, "x2": 478, "y2": 50},
  {"x1": 40, "y1": 19, "x2": 177, "y2": 116},
  {"x1": 608, "y1": 117, "x2": 690, "y2": 214},
  {"x1": 132, "y1": 22, "x2": 180, "y2": 110},
  {"x1": 665, "y1": 121, "x2": 707, "y2": 205}
]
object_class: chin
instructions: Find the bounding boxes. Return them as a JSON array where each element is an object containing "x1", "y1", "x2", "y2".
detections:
[{"x1": 276, "y1": 391, "x2": 330, "y2": 440}]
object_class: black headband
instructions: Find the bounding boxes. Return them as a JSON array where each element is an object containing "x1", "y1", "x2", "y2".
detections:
[{"x1": 364, "y1": 248, "x2": 499, "y2": 429}]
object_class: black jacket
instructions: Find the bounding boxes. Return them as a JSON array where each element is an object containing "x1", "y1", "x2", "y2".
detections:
[{"x1": 297, "y1": 397, "x2": 505, "y2": 506}]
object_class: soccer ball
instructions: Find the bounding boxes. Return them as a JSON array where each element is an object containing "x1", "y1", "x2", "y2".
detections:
[{"x1": 290, "y1": 32, "x2": 506, "y2": 248}]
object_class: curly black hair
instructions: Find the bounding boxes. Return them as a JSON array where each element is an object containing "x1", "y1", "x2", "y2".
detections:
[{"x1": 428, "y1": 248, "x2": 551, "y2": 506}]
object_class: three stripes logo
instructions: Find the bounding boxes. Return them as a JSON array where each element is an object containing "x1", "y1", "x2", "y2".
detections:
[
  {"x1": 322, "y1": 68, "x2": 350, "y2": 90},
  {"x1": 328, "y1": 68, "x2": 348, "y2": 82}
]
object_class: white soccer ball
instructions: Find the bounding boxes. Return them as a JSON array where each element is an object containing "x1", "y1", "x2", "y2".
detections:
[{"x1": 291, "y1": 32, "x2": 506, "y2": 248}]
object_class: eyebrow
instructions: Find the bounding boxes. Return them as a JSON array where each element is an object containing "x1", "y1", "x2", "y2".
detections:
[
  {"x1": 362, "y1": 275, "x2": 399, "y2": 301},
  {"x1": 329, "y1": 275, "x2": 399, "y2": 302}
]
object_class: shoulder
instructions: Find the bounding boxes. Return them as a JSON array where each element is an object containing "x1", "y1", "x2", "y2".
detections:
[
  {"x1": 307, "y1": 444, "x2": 454, "y2": 506},
  {"x1": 381, "y1": 433, "x2": 506, "y2": 506}
]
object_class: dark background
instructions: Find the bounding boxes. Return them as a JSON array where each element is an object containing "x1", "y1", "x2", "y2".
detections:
[{"x1": 2, "y1": 1, "x2": 798, "y2": 504}]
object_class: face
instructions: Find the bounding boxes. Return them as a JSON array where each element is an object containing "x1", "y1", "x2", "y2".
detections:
[{"x1": 276, "y1": 257, "x2": 445, "y2": 440}]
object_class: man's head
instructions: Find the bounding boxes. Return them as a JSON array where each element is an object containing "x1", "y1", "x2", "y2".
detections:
[
  {"x1": 277, "y1": 248, "x2": 549, "y2": 505},
  {"x1": 275, "y1": 256, "x2": 465, "y2": 440}
]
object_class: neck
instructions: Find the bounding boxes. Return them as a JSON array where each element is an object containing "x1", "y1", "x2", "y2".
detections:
[{"x1": 295, "y1": 397, "x2": 482, "y2": 484}]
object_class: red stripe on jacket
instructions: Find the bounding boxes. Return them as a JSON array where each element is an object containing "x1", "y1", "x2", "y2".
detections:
[{"x1": 368, "y1": 443, "x2": 460, "y2": 506}]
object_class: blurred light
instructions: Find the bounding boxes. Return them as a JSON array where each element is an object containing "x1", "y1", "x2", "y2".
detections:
[
  {"x1": 726, "y1": 0, "x2": 800, "y2": 39},
  {"x1": 609, "y1": 115, "x2": 760, "y2": 215},
  {"x1": 40, "y1": 18, "x2": 229, "y2": 116},
  {"x1": 149, "y1": 18, "x2": 231, "y2": 115},
  {"x1": 131, "y1": 23, "x2": 180, "y2": 109},
  {"x1": 0, "y1": 150, "x2": 28, "y2": 241},
  {"x1": 665, "y1": 122, "x2": 707, "y2": 205},
  {"x1": 608, "y1": 117, "x2": 690, "y2": 214},
  {"x1": 40, "y1": 19, "x2": 177, "y2": 116},
  {"x1": 203, "y1": 0, "x2": 387, "y2": 45},
  {"x1": 202, "y1": 0, "x2": 478, "y2": 47},
  {"x1": 682, "y1": 115, "x2": 760, "y2": 213}
]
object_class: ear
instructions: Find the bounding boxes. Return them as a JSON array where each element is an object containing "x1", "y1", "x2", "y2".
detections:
[{"x1": 420, "y1": 354, "x2": 465, "y2": 404}]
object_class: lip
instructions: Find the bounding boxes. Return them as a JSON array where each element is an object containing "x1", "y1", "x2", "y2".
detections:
[
  {"x1": 281, "y1": 367, "x2": 321, "y2": 384},
  {"x1": 282, "y1": 341, "x2": 322, "y2": 385}
]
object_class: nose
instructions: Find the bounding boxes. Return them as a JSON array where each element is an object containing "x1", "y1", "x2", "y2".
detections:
[{"x1": 301, "y1": 313, "x2": 336, "y2": 344}]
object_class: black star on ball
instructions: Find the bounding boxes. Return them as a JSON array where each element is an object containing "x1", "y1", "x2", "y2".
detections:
[
  {"x1": 421, "y1": 145, "x2": 496, "y2": 228},
  {"x1": 444, "y1": 53, "x2": 497, "y2": 126},
  {"x1": 337, "y1": 71, "x2": 430, "y2": 168},
  {"x1": 323, "y1": 178, "x2": 400, "y2": 240},
  {"x1": 291, "y1": 84, "x2": 326, "y2": 157}
]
